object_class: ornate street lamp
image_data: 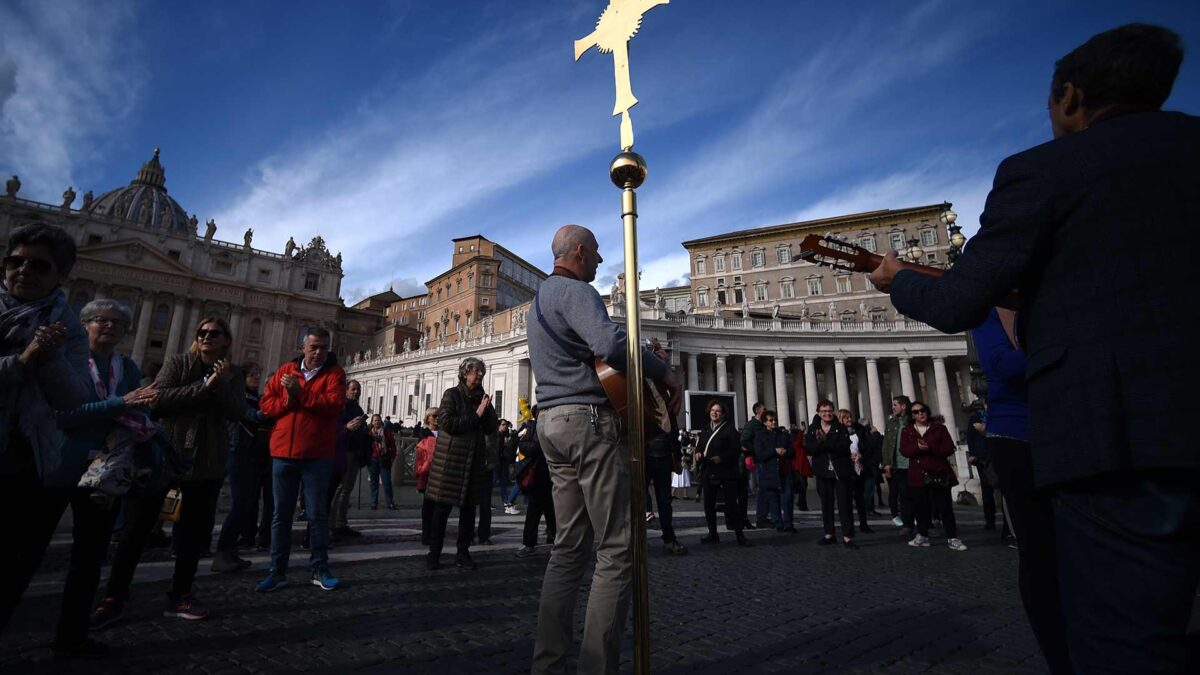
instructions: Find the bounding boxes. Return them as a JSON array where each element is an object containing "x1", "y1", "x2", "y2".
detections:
[
  {"x1": 905, "y1": 236, "x2": 924, "y2": 262},
  {"x1": 942, "y1": 208, "x2": 966, "y2": 264}
]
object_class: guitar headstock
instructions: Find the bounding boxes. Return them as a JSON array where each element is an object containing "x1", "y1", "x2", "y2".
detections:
[{"x1": 793, "y1": 234, "x2": 876, "y2": 273}]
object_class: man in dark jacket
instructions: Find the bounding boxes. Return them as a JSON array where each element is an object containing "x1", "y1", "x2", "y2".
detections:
[
  {"x1": 964, "y1": 404, "x2": 997, "y2": 530},
  {"x1": 331, "y1": 382, "x2": 370, "y2": 539},
  {"x1": 739, "y1": 402, "x2": 766, "y2": 529},
  {"x1": 870, "y1": 24, "x2": 1197, "y2": 673}
]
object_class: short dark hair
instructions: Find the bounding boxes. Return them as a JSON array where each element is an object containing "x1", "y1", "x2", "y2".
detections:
[
  {"x1": 305, "y1": 326, "x2": 331, "y2": 341},
  {"x1": 816, "y1": 399, "x2": 835, "y2": 411},
  {"x1": 752, "y1": 402, "x2": 765, "y2": 413},
  {"x1": 7, "y1": 222, "x2": 77, "y2": 275},
  {"x1": 1052, "y1": 23, "x2": 1183, "y2": 110},
  {"x1": 706, "y1": 398, "x2": 727, "y2": 418},
  {"x1": 892, "y1": 395, "x2": 912, "y2": 408},
  {"x1": 763, "y1": 409, "x2": 778, "y2": 421}
]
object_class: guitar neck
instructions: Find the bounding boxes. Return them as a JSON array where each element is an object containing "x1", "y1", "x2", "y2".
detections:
[{"x1": 862, "y1": 253, "x2": 1020, "y2": 310}]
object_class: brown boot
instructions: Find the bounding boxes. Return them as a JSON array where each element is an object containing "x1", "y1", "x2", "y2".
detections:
[{"x1": 211, "y1": 550, "x2": 252, "y2": 573}]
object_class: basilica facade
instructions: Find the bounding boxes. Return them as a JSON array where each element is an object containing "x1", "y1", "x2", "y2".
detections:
[{"x1": 1, "y1": 150, "x2": 377, "y2": 377}]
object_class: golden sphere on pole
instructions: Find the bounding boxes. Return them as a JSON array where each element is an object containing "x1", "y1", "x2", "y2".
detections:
[{"x1": 610, "y1": 151, "x2": 647, "y2": 189}]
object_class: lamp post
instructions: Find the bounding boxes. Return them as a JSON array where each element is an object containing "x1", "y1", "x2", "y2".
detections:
[
  {"x1": 942, "y1": 208, "x2": 965, "y2": 265},
  {"x1": 905, "y1": 236, "x2": 924, "y2": 263}
]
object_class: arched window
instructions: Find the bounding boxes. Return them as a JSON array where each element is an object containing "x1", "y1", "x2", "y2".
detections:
[{"x1": 249, "y1": 318, "x2": 264, "y2": 343}]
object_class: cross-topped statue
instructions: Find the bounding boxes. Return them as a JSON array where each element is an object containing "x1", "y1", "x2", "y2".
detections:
[{"x1": 575, "y1": 0, "x2": 669, "y2": 151}]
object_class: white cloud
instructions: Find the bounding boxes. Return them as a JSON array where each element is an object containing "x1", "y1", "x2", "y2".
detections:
[{"x1": 0, "y1": 0, "x2": 144, "y2": 199}]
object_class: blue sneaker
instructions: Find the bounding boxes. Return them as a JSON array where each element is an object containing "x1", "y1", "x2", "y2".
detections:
[
  {"x1": 255, "y1": 572, "x2": 288, "y2": 593},
  {"x1": 312, "y1": 569, "x2": 340, "y2": 591}
]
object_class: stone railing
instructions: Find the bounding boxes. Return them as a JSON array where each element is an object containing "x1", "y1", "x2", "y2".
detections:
[
  {"x1": 659, "y1": 313, "x2": 937, "y2": 333},
  {"x1": 347, "y1": 324, "x2": 529, "y2": 371}
]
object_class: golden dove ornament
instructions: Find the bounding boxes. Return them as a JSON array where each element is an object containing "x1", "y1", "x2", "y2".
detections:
[{"x1": 574, "y1": 0, "x2": 669, "y2": 150}]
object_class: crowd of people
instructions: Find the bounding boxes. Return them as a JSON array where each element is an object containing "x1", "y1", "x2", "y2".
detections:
[{"x1": 1, "y1": 21, "x2": 1196, "y2": 675}]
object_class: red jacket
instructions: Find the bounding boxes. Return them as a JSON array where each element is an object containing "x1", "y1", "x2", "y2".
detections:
[
  {"x1": 791, "y1": 432, "x2": 814, "y2": 478},
  {"x1": 260, "y1": 356, "x2": 347, "y2": 460},
  {"x1": 898, "y1": 422, "x2": 958, "y2": 487}
]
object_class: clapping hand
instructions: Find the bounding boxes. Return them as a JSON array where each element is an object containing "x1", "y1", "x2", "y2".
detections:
[
  {"x1": 18, "y1": 322, "x2": 66, "y2": 366},
  {"x1": 204, "y1": 359, "x2": 233, "y2": 388},
  {"x1": 123, "y1": 381, "x2": 159, "y2": 406},
  {"x1": 476, "y1": 394, "x2": 492, "y2": 417},
  {"x1": 775, "y1": 447, "x2": 787, "y2": 457},
  {"x1": 346, "y1": 416, "x2": 366, "y2": 431},
  {"x1": 281, "y1": 373, "x2": 301, "y2": 395}
]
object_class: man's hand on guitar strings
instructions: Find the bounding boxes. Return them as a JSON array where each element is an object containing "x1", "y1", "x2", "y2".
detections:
[{"x1": 869, "y1": 250, "x2": 903, "y2": 293}]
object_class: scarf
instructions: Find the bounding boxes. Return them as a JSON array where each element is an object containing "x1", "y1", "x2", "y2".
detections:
[
  {"x1": 78, "y1": 351, "x2": 158, "y2": 500},
  {"x1": 1, "y1": 288, "x2": 68, "y2": 477}
]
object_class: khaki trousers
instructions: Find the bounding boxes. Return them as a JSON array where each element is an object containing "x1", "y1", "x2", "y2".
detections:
[
  {"x1": 330, "y1": 454, "x2": 362, "y2": 529},
  {"x1": 532, "y1": 404, "x2": 630, "y2": 675}
]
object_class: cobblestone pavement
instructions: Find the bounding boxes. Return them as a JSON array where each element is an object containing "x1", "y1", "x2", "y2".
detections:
[{"x1": 1, "y1": 484, "x2": 1069, "y2": 675}]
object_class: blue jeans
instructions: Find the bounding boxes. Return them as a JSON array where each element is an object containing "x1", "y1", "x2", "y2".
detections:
[
  {"x1": 217, "y1": 448, "x2": 259, "y2": 552},
  {"x1": 270, "y1": 458, "x2": 332, "y2": 575},
  {"x1": 493, "y1": 464, "x2": 512, "y2": 505},
  {"x1": 368, "y1": 457, "x2": 394, "y2": 506}
]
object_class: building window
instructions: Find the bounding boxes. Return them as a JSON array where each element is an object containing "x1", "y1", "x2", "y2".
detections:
[
  {"x1": 214, "y1": 260, "x2": 234, "y2": 275},
  {"x1": 859, "y1": 235, "x2": 877, "y2": 252},
  {"x1": 835, "y1": 275, "x2": 852, "y2": 294},
  {"x1": 751, "y1": 249, "x2": 765, "y2": 268},
  {"x1": 807, "y1": 278, "x2": 823, "y2": 296},
  {"x1": 481, "y1": 273, "x2": 492, "y2": 287},
  {"x1": 168, "y1": 250, "x2": 181, "y2": 260},
  {"x1": 249, "y1": 318, "x2": 263, "y2": 343},
  {"x1": 731, "y1": 252, "x2": 742, "y2": 271},
  {"x1": 456, "y1": 279, "x2": 461, "y2": 293},
  {"x1": 714, "y1": 254, "x2": 725, "y2": 273},
  {"x1": 716, "y1": 289, "x2": 727, "y2": 305},
  {"x1": 304, "y1": 273, "x2": 320, "y2": 291},
  {"x1": 458, "y1": 246, "x2": 464, "y2": 253},
  {"x1": 481, "y1": 297, "x2": 489, "y2": 306},
  {"x1": 754, "y1": 284, "x2": 768, "y2": 301},
  {"x1": 889, "y1": 232, "x2": 906, "y2": 250},
  {"x1": 151, "y1": 303, "x2": 170, "y2": 331},
  {"x1": 87, "y1": 234, "x2": 103, "y2": 245},
  {"x1": 437, "y1": 289, "x2": 443, "y2": 302},
  {"x1": 777, "y1": 246, "x2": 791, "y2": 264},
  {"x1": 257, "y1": 268, "x2": 271, "y2": 283},
  {"x1": 697, "y1": 289, "x2": 708, "y2": 306},
  {"x1": 695, "y1": 258, "x2": 707, "y2": 275},
  {"x1": 470, "y1": 244, "x2": 475, "y2": 251},
  {"x1": 781, "y1": 279, "x2": 795, "y2": 299},
  {"x1": 716, "y1": 277, "x2": 725, "y2": 288},
  {"x1": 920, "y1": 228, "x2": 938, "y2": 246},
  {"x1": 926, "y1": 253, "x2": 938, "y2": 264},
  {"x1": 733, "y1": 287, "x2": 743, "y2": 304}
]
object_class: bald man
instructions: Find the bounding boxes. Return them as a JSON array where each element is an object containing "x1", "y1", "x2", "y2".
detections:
[{"x1": 529, "y1": 224, "x2": 677, "y2": 675}]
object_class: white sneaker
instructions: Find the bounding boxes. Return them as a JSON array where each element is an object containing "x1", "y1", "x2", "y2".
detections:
[
  {"x1": 947, "y1": 538, "x2": 968, "y2": 552},
  {"x1": 907, "y1": 534, "x2": 930, "y2": 547},
  {"x1": 891, "y1": 516, "x2": 904, "y2": 527}
]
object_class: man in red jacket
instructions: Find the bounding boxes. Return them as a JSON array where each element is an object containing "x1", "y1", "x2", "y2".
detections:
[{"x1": 254, "y1": 327, "x2": 347, "y2": 593}]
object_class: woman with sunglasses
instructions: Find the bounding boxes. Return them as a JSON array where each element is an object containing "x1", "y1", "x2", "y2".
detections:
[
  {"x1": 899, "y1": 402, "x2": 966, "y2": 551},
  {"x1": 0, "y1": 223, "x2": 93, "y2": 637},
  {"x1": 90, "y1": 316, "x2": 245, "y2": 627},
  {"x1": 805, "y1": 400, "x2": 857, "y2": 548}
]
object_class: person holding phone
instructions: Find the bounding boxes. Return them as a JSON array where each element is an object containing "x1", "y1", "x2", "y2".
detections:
[{"x1": 424, "y1": 357, "x2": 498, "y2": 570}]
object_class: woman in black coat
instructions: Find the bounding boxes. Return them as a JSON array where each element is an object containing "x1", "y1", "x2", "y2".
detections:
[
  {"x1": 805, "y1": 399, "x2": 857, "y2": 548},
  {"x1": 694, "y1": 400, "x2": 751, "y2": 547},
  {"x1": 424, "y1": 357, "x2": 498, "y2": 570}
]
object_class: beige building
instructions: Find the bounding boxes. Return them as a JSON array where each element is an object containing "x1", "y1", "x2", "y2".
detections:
[
  {"x1": 682, "y1": 203, "x2": 956, "y2": 321},
  {"x1": 419, "y1": 235, "x2": 546, "y2": 346},
  {"x1": 1, "y1": 150, "x2": 372, "y2": 375}
]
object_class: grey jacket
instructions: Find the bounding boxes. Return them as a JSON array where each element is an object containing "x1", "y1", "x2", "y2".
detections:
[{"x1": 528, "y1": 274, "x2": 667, "y2": 409}]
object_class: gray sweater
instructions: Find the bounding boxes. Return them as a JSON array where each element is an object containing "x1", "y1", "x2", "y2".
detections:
[{"x1": 528, "y1": 275, "x2": 668, "y2": 409}]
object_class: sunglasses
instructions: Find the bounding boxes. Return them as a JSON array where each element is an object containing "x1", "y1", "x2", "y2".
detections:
[
  {"x1": 912, "y1": 408, "x2": 928, "y2": 414},
  {"x1": 3, "y1": 254, "x2": 55, "y2": 274},
  {"x1": 196, "y1": 329, "x2": 226, "y2": 339}
]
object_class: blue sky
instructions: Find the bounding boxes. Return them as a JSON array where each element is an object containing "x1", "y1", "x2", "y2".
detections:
[{"x1": 3, "y1": 0, "x2": 1198, "y2": 302}]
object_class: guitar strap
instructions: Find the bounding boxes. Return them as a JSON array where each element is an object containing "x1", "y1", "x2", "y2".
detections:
[{"x1": 534, "y1": 290, "x2": 592, "y2": 364}]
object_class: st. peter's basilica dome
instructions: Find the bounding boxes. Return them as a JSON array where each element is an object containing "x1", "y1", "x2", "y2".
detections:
[{"x1": 86, "y1": 149, "x2": 196, "y2": 233}]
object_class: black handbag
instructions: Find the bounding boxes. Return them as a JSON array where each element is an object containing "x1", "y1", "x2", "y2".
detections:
[{"x1": 922, "y1": 471, "x2": 951, "y2": 489}]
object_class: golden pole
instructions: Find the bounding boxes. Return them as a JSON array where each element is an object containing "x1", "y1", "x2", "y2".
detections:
[{"x1": 611, "y1": 150, "x2": 650, "y2": 675}]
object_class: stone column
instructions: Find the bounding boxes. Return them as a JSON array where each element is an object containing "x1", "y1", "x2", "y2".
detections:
[
  {"x1": 762, "y1": 359, "x2": 776, "y2": 410},
  {"x1": 686, "y1": 352, "x2": 699, "y2": 391},
  {"x1": 228, "y1": 308, "x2": 243, "y2": 362},
  {"x1": 702, "y1": 358, "x2": 716, "y2": 392},
  {"x1": 773, "y1": 357, "x2": 790, "y2": 427},
  {"x1": 165, "y1": 296, "x2": 187, "y2": 356},
  {"x1": 822, "y1": 360, "x2": 837, "y2": 403},
  {"x1": 898, "y1": 357, "x2": 916, "y2": 400},
  {"x1": 834, "y1": 358, "x2": 850, "y2": 411},
  {"x1": 958, "y1": 362, "x2": 975, "y2": 404},
  {"x1": 744, "y1": 355, "x2": 759, "y2": 420},
  {"x1": 923, "y1": 360, "x2": 939, "y2": 411},
  {"x1": 853, "y1": 359, "x2": 870, "y2": 419},
  {"x1": 731, "y1": 358, "x2": 745, "y2": 424},
  {"x1": 865, "y1": 358, "x2": 885, "y2": 431},
  {"x1": 792, "y1": 359, "x2": 808, "y2": 425},
  {"x1": 933, "y1": 357, "x2": 959, "y2": 443},
  {"x1": 131, "y1": 295, "x2": 155, "y2": 365},
  {"x1": 803, "y1": 358, "x2": 818, "y2": 419},
  {"x1": 715, "y1": 354, "x2": 729, "y2": 392},
  {"x1": 185, "y1": 303, "x2": 202, "y2": 349},
  {"x1": 266, "y1": 314, "x2": 286, "y2": 371}
]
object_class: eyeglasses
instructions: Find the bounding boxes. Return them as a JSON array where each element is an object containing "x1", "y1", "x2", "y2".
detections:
[
  {"x1": 911, "y1": 408, "x2": 928, "y2": 414},
  {"x1": 196, "y1": 329, "x2": 226, "y2": 339},
  {"x1": 86, "y1": 317, "x2": 127, "y2": 328},
  {"x1": 2, "y1": 254, "x2": 55, "y2": 274},
  {"x1": 765, "y1": 418, "x2": 777, "y2": 424}
]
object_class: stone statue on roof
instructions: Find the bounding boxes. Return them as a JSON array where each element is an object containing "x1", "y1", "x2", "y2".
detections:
[
  {"x1": 62, "y1": 186, "x2": 76, "y2": 210},
  {"x1": 4, "y1": 175, "x2": 19, "y2": 198},
  {"x1": 204, "y1": 219, "x2": 217, "y2": 242},
  {"x1": 285, "y1": 236, "x2": 296, "y2": 258},
  {"x1": 244, "y1": 228, "x2": 254, "y2": 248},
  {"x1": 82, "y1": 190, "x2": 94, "y2": 211},
  {"x1": 771, "y1": 301, "x2": 780, "y2": 319}
]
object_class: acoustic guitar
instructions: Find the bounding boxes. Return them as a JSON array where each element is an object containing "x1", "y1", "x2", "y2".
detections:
[
  {"x1": 594, "y1": 337, "x2": 678, "y2": 434},
  {"x1": 794, "y1": 234, "x2": 1020, "y2": 310}
]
